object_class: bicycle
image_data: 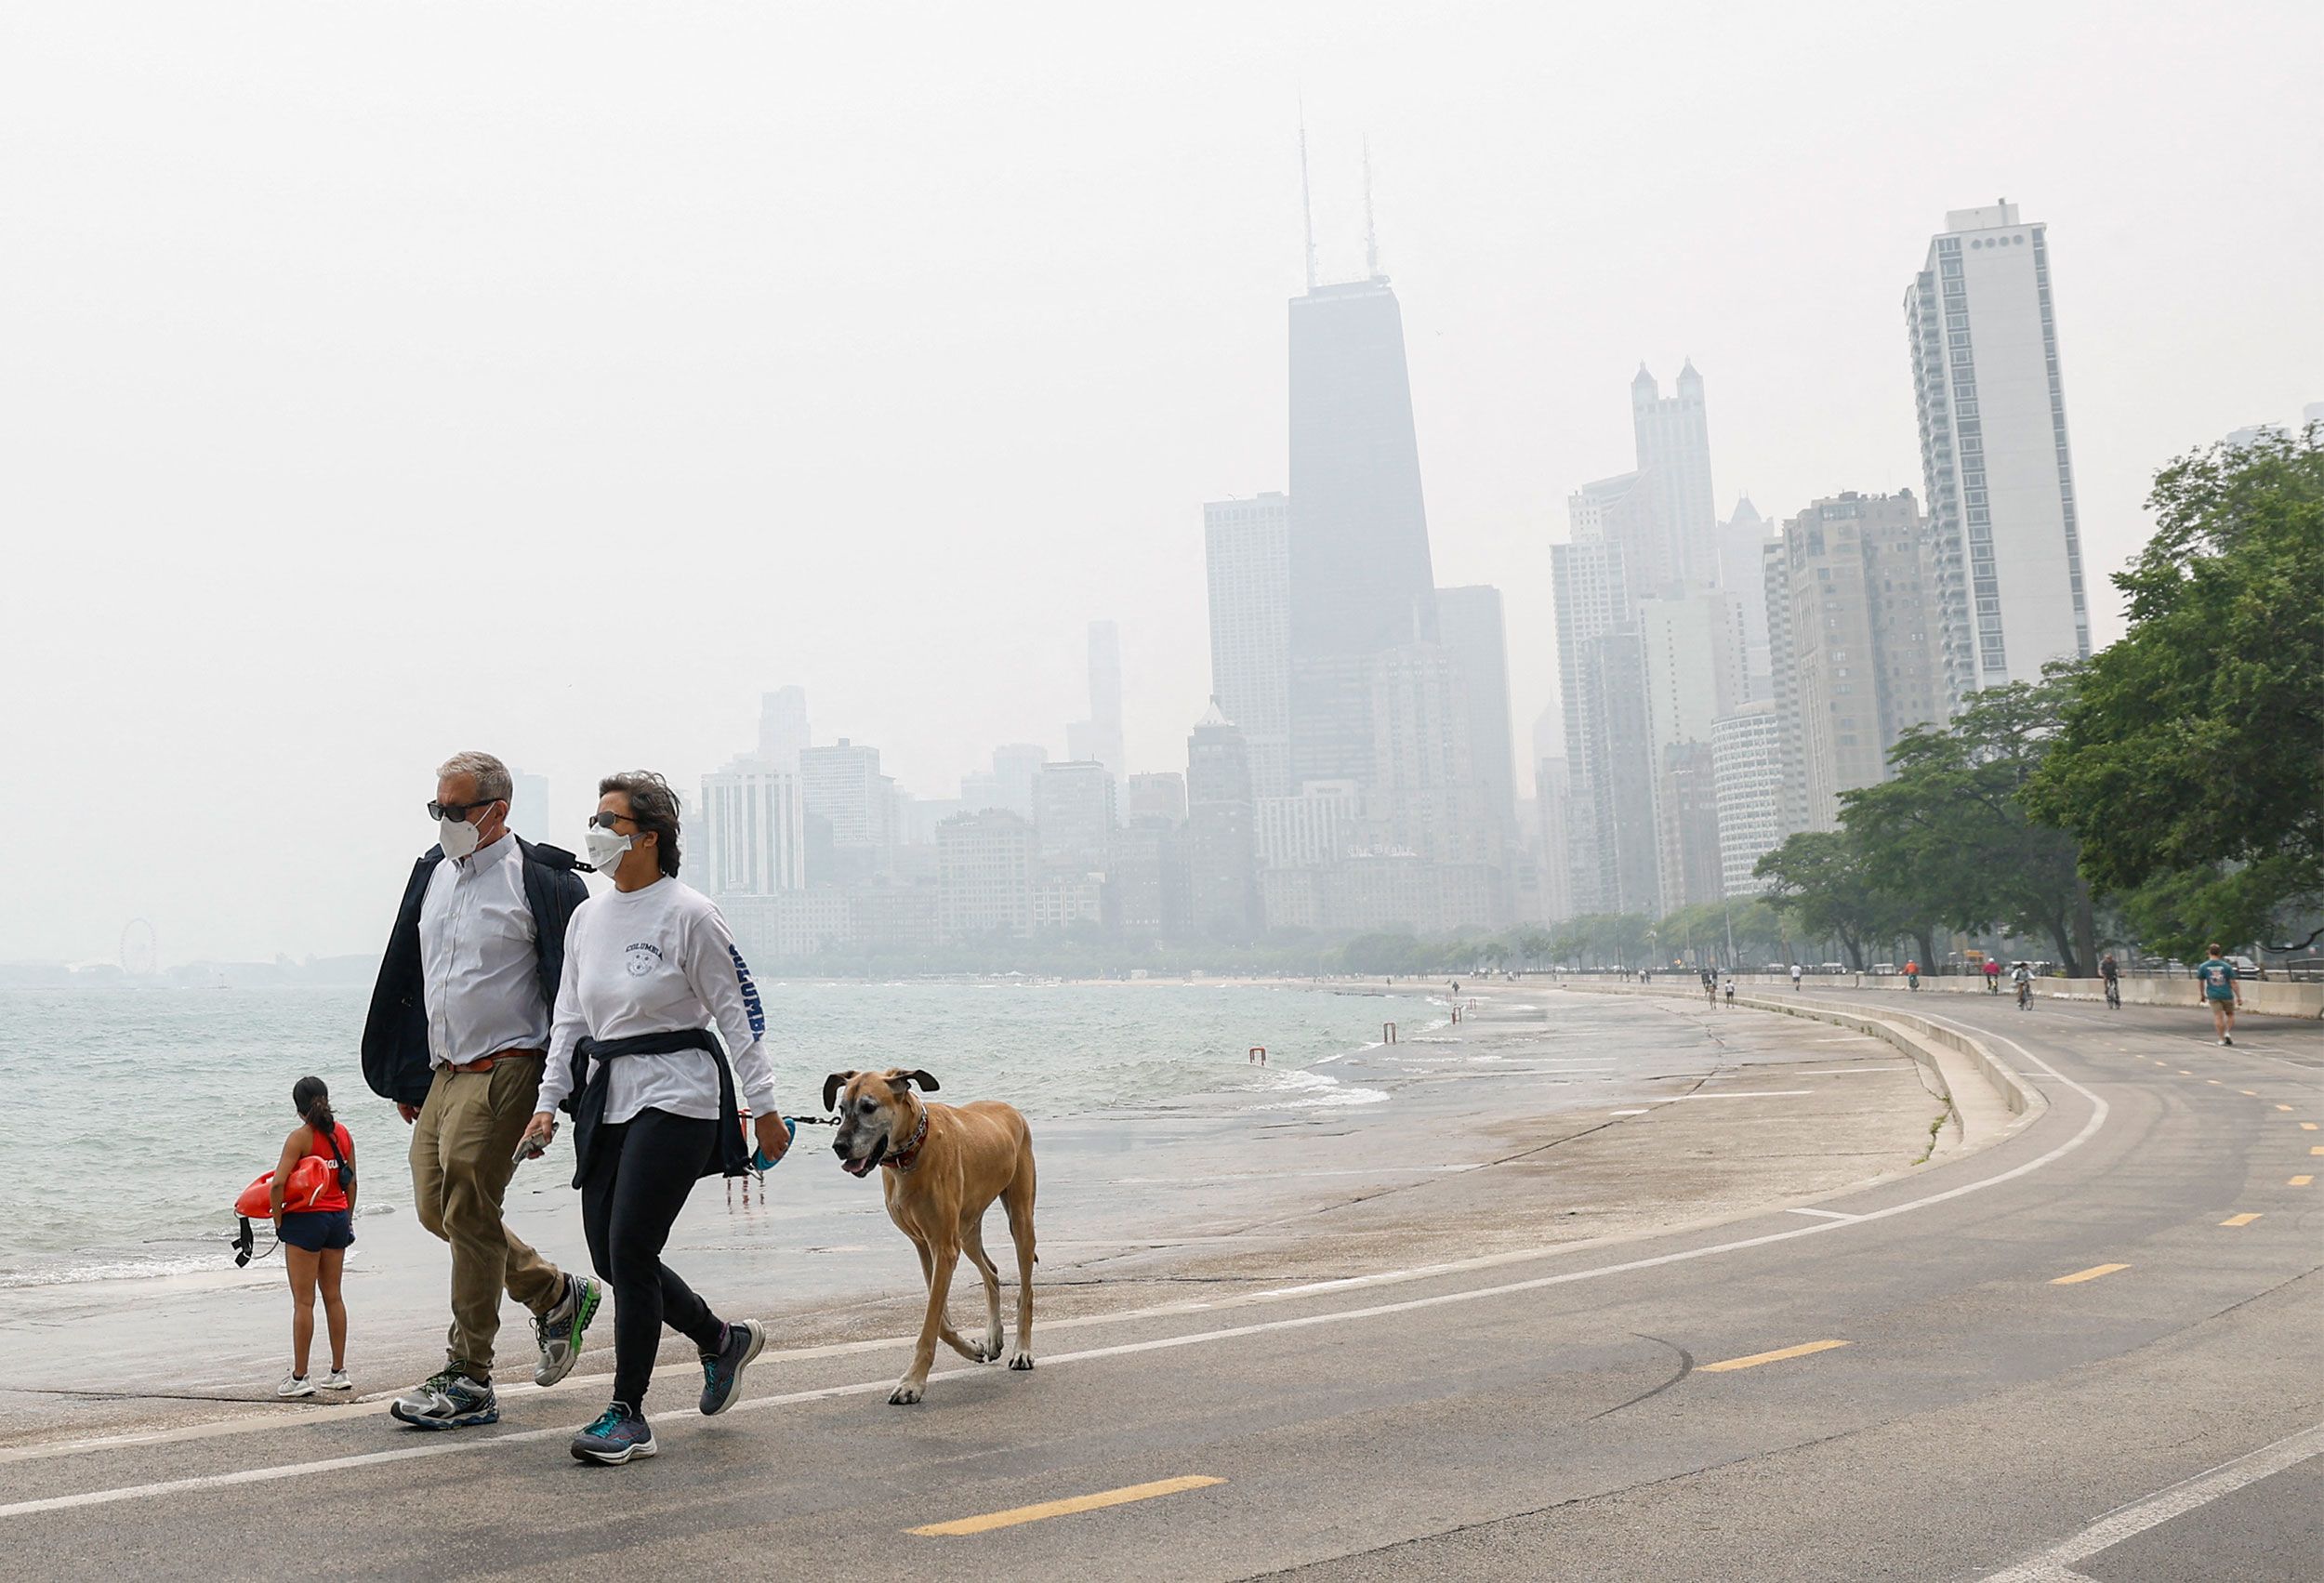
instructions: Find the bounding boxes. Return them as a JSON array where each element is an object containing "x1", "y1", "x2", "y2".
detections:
[
  {"x1": 2103, "y1": 975, "x2": 2121, "y2": 1010},
  {"x1": 2015, "y1": 978, "x2": 2032, "y2": 1011}
]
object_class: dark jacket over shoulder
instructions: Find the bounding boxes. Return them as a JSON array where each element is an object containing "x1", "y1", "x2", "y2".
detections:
[{"x1": 361, "y1": 838, "x2": 590, "y2": 1107}]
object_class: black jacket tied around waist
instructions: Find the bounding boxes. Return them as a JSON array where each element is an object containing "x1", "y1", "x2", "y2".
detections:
[{"x1": 566, "y1": 1028, "x2": 750, "y2": 1186}]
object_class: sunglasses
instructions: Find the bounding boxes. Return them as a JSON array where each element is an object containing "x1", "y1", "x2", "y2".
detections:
[
  {"x1": 427, "y1": 798, "x2": 499, "y2": 823},
  {"x1": 588, "y1": 811, "x2": 640, "y2": 831}
]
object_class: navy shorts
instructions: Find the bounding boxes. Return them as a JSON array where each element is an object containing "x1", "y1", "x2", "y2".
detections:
[{"x1": 278, "y1": 1209, "x2": 354, "y2": 1252}]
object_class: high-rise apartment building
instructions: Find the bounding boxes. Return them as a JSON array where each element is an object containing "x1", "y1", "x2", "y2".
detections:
[
  {"x1": 1710, "y1": 703, "x2": 1781, "y2": 897},
  {"x1": 1434, "y1": 585, "x2": 1519, "y2": 851},
  {"x1": 1203, "y1": 493, "x2": 1292, "y2": 798},
  {"x1": 699, "y1": 756, "x2": 808, "y2": 896},
  {"x1": 1577, "y1": 627, "x2": 1660, "y2": 916},
  {"x1": 1065, "y1": 621, "x2": 1125, "y2": 783},
  {"x1": 1631, "y1": 362, "x2": 1716, "y2": 594},
  {"x1": 1369, "y1": 641, "x2": 1490, "y2": 866},
  {"x1": 1255, "y1": 780, "x2": 1361, "y2": 868},
  {"x1": 1550, "y1": 506, "x2": 1634, "y2": 916},
  {"x1": 1034, "y1": 760, "x2": 1116, "y2": 874},
  {"x1": 1186, "y1": 701, "x2": 1261, "y2": 938},
  {"x1": 1533, "y1": 756, "x2": 1574, "y2": 925},
  {"x1": 799, "y1": 739, "x2": 896, "y2": 884},
  {"x1": 1126, "y1": 772, "x2": 1186, "y2": 825},
  {"x1": 1716, "y1": 497, "x2": 1774, "y2": 694},
  {"x1": 1908, "y1": 202, "x2": 2091, "y2": 705},
  {"x1": 1287, "y1": 275, "x2": 1436, "y2": 791},
  {"x1": 1654, "y1": 742, "x2": 1725, "y2": 917},
  {"x1": 757, "y1": 687, "x2": 811, "y2": 765},
  {"x1": 1766, "y1": 492, "x2": 1945, "y2": 830},
  {"x1": 934, "y1": 810, "x2": 1037, "y2": 941}
]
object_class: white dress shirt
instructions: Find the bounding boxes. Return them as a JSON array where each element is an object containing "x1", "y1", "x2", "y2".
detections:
[
  {"x1": 536, "y1": 876, "x2": 777, "y2": 1126},
  {"x1": 418, "y1": 832, "x2": 550, "y2": 1068}
]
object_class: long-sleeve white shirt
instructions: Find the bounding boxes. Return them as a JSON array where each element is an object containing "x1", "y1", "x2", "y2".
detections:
[
  {"x1": 419, "y1": 833, "x2": 550, "y2": 1068},
  {"x1": 536, "y1": 876, "x2": 776, "y2": 1126}
]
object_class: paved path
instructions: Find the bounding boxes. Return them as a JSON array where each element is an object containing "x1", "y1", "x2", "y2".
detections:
[{"x1": 3, "y1": 987, "x2": 2317, "y2": 1581}]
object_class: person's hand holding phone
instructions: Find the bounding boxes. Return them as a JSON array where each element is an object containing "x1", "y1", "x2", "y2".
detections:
[{"x1": 514, "y1": 1110, "x2": 557, "y2": 1163}]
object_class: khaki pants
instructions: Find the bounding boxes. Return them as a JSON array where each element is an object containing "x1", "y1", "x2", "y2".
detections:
[{"x1": 409, "y1": 1055, "x2": 565, "y2": 1381}]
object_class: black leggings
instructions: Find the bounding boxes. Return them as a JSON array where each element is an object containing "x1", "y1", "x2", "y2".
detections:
[{"x1": 579, "y1": 1107, "x2": 724, "y2": 1407}]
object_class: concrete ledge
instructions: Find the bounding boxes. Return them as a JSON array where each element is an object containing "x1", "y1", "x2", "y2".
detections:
[
  {"x1": 1561, "y1": 981, "x2": 2044, "y2": 1147},
  {"x1": 1684, "y1": 972, "x2": 2324, "y2": 1020}
]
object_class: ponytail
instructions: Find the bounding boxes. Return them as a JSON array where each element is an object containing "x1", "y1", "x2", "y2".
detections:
[{"x1": 292, "y1": 1075, "x2": 334, "y2": 1137}]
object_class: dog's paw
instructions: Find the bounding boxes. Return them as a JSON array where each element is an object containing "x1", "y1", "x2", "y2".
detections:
[
  {"x1": 887, "y1": 1381, "x2": 924, "y2": 1405},
  {"x1": 1007, "y1": 1350, "x2": 1035, "y2": 1372},
  {"x1": 979, "y1": 1333, "x2": 1005, "y2": 1364}
]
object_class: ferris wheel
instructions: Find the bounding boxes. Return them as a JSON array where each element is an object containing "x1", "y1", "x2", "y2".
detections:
[{"x1": 120, "y1": 917, "x2": 158, "y2": 976}]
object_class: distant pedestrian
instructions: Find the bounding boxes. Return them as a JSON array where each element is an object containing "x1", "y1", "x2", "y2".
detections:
[
  {"x1": 271, "y1": 1077, "x2": 356, "y2": 1398},
  {"x1": 2195, "y1": 943, "x2": 2241, "y2": 1045},
  {"x1": 1789, "y1": 963, "x2": 1803, "y2": 992},
  {"x1": 362, "y1": 750, "x2": 601, "y2": 1432},
  {"x1": 1723, "y1": 976, "x2": 1735, "y2": 1008}
]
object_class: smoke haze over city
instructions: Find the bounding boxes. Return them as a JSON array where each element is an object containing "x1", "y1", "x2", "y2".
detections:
[{"x1": 4, "y1": 0, "x2": 2317, "y2": 964}]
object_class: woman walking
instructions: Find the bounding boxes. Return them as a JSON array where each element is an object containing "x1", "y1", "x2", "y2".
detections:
[
  {"x1": 271, "y1": 1076, "x2": 357, "y2": 1397},
  {"x1": 522, "y1": 772, "x2": 790, "y2": 1465}
]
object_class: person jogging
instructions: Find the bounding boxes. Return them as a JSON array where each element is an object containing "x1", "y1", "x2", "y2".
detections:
[
  {"x1": 2195, "y1": 943, "x2": 2241, "y2": 1045},
  {"x1": 2100, "y1": 951, "x2": 2121, "y2": 1010},
  {"x1": 1983, "y1": 956, "x2": 2002, "y2": 994},
  {"x1": 270, "y1": 1077, "x2": 356, "y2": 1397},
  {"x1": 1789, "y1": 962, "x2": 1803, "y2": 992},
  {"x1": 522, "y1": 772, "x2": 791, "y2": 1466},
  {"x1": 2011, "y1": 960, "x2": 2034, "y2": 1010},
  {"x1": 363, "y1": 751, "x2": 601, "y2": 1431}
]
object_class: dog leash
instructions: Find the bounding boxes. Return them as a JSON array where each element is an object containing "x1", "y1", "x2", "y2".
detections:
[{"x1": 748, "y1": 1114, "x2": 839, "y2": 1174}]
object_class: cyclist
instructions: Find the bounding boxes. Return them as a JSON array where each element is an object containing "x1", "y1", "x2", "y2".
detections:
[
  {"x1": 1983, "y1": 957, "x2": 2002, "y2": 995},
  {"x1": 1905, "y1": 957, "x2": 1921, "y2": 992},
  {"x1": 2099, "y1": 951, "x2": 2121, "y2": 1010},
  {"x1": 2011, "y1": 960, "x2": 2034, "y2": 1010},
  {"x1": 2194, "y1": 943, "x2": 2241, "y2": 1045}
]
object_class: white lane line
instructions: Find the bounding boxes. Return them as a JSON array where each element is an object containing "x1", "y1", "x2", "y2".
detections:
[
  {"x1": 1664, "y1": 1090, "x2": 1816, "y2": 1101},
  {"x1": 1979, "y1": 1421, "x2": 2324, "y2": 1580},
  {"x1": 1785, "y1": 1207, "x2": 1860, "y2": 1221},
  {"x1": 0, "y1": 1017, "x2": 2113, "y2": 1524}
]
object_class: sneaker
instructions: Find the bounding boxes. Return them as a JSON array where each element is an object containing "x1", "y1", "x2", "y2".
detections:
[
  {"x1": 570, "y1": 1401, "x2": 656, "y2": 1465},
  {"x1": 389, "y1": 1370, "x2": 499, "y2": 1431},
  {"x1": 534, "y1": 1274, "x2": 603, "y2": 1388},
  {"x1": 2222, "y1": 1036, "x2": 2234, "y2": 1046},
  {"x1": 697, "y1": 1319, "x2": 766, "y2": 1417},
  {"x1": 321, "y1": 1370, "x2": 352, "y2": 1392},
  {"x1": 275, "y1": 1373, "x2": 315, "y2": 1399}
]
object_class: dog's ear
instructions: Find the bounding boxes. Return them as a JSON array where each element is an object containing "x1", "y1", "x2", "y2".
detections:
[
  {"x1": 889, "y1": 1069, "x2": 940, "y2": 1093},
  {"x1": 823, "y1": 1071, "x2": 857, "y2": 1113}
]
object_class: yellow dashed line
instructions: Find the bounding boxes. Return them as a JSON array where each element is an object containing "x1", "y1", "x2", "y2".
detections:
[
  {"x1": 1701, "y1": 1339, "x2": 1851, "y2": 1372},
  {"x1": 2052, "y1": 1263, "x2": 2131, "y2": 1286},
  {"x1": 2278, "y1": 1104, "x2": 2296, "y2": 1113},
  {"x1": 2207, "y1": 1079, "x2": 2223, "y2": 1086},
  {"x1": 2291, "y1": 1176, "x2": 2314, "y2": 1188},
  {"x1": 2179, "y1": 1070, "x2": 2194, "y2": 1075},
  {"x1": 2220, "y1": 1213, "x2": 2264, "y2": 1228},
  {"x1": 2302, "y1": 1123, "x2": 2317, "y2": 1131},
  {"x1": 2309, "y1": 1145, "x2": 2323, "y2": 1156},
  {"x1": 909, "y1": 1475, "x2": 1225, "y2": 1537}
]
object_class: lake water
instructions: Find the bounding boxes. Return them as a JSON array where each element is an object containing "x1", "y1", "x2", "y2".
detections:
[{"x1": 0, "y1": 980, "x2": 1424, "y2": 1287}]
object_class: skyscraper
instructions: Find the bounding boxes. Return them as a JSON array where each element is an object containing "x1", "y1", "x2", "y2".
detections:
[
  {"x1": 1710, "y1": 702, "x2": 1783, "y2": 897},
  {"x1": 1186, "y1": 701, "x2": 1261, "y2": 938},
  {"x1": 699, "y1": 756, "x2": 808, "y2": 895},
  {"x1": 1631, "y1": 363, "x2": 1717, "y2": 594},
  {"x1": 1034, "y1": 760, "x2": 1116, "y2": 873},
  {"x1": 1907, "y1": 202, "x2": 2091, "y2": 706},
  {"x1": 1065, "y1": 621, "x2": 1125, "y2": 784},
  {"x1": 1203, "y1": 494, "x2": 1292, "y2": 798},
  {"x1": 1765, "y1": 492, "x2": 1945, "y2": 830},
  {"x1": 1367, "y1": 641, "x2": 1488, "y2": 866},
  {"x1": 1551, "y1": 492, "x2": 1635, "y2": 915},
  {"x1": 1716, "y1": 496, "x2": 1774, "y2": 695},
  {"x1": 1287, "y1": 274, "x2": 1436, "y2": 790},
  {"x1": 799, "y1": 739, "x2": 896, "y2": 884},
  {"x1": 757, "y1": 687, "x2": 810, "y2": 765},
  {"x1": 1434, "y1": 585, "x2": 1519, "y2": 852}
]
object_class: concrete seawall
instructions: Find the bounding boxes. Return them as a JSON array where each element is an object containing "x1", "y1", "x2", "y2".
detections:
[{"x1": 1649, "y1": 971, "x2": 2324, "y2": 1020}]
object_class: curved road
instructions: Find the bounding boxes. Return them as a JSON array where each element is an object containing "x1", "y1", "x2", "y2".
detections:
[{"x1": 3, "y1": 986, "x2": 2317, "y2": 1581}]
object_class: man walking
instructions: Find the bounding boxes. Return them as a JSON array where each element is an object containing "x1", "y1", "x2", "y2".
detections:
[
  {"x1": 2195, "y1": 943, "x2": 2241, "y2": 1046},
  {"x1": 363, "y1": 752, "x2": 601, "y2": 1429},
  {"x1": 1789, "y1": 962, "x2": 1802, "y2": 993}
]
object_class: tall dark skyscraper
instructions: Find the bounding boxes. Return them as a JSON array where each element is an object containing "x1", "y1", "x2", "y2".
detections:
[{"x1": 1286, "y1": 275, "x2": 1436, "y2": 790}]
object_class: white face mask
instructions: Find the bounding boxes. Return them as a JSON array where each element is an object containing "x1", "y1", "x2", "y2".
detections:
[
  {"x1": 438, "y1": 815, "x2": 482, "y2": 861},
  {"x1": 584, "y1": 826, "x2": 633, "y2": 877}
]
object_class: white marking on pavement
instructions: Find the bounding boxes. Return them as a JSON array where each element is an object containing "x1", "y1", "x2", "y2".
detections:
[
  {"x1": 0, "y1": 1012, "x2": 2114, "y2": 1522},
  {"x1": 1979, "y1": 1421, "x2": 2324, "y2": 1581},
  {"x1": 1785, "y1": 1207, "x2": 1860, "y2": 1221},
  {"x1": 1665, "y1": 1090, "x2": 1815, "y2": 1100}
]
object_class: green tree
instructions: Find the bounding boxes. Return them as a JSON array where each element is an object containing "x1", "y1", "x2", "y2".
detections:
[
  {"x1": 1841, "y1": 675, "x2": 2090, "y2": 974},
  {"x1": 2027, "y1": 427, "x2": 2324, "y2": 955},
  {"x1": 1754, "y1": 830, "x2": 1908, "y2": 970}
]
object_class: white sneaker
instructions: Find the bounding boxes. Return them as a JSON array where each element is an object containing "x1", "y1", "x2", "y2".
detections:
[
  {"x1": 321, "y1": 1370, "x2": 352, "y2": 1392},
  {"x1": 276, "y1": 1373, "x2": 316, "y2": 1398}
]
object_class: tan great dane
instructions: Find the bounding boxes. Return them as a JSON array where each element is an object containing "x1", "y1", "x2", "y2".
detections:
[{"x1": 824, "y1": 1068, "x2": 1037, "y2": 1404}]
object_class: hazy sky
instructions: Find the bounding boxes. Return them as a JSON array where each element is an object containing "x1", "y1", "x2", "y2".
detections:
[{"x1": 5, "y1": 2, "x2": 2317, "y2": 965}]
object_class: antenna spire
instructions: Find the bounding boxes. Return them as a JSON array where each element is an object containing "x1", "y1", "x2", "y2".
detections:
[
  {"x1": 1299, "y1": 99, "x2": 1318, "y2": 292},
  {"x1": 1363, "y1": 135, "x2": 1380, "y2": 280}
]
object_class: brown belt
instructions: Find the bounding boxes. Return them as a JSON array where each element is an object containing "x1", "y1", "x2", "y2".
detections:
[{"x1": 447, "y1": 1048, "x2": 545, "y2": 1075}]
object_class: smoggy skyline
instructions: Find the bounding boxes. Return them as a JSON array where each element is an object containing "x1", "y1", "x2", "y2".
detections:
[{"x1": 5, "y1": 2, "x2": 2318, "y2": 963}]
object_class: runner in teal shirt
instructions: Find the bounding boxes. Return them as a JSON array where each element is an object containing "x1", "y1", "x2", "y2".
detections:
[{"x1": 2195, "y1": 944, "x2": 2241, "y2": 1045}]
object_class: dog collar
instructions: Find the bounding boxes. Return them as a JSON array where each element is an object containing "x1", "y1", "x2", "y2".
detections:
[{"x1": 882, "y1": 1105, "x2": 930, "y2": 1174}]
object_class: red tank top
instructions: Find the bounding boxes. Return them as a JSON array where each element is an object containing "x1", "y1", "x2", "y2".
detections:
[{"x1": 300, "y1": 1122, "x2": 356, "y2": 1213}]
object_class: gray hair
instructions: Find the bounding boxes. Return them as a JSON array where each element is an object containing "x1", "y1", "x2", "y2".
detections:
[{"x1": 435, "y1": 750, "x2": 512, "y2": 803}]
